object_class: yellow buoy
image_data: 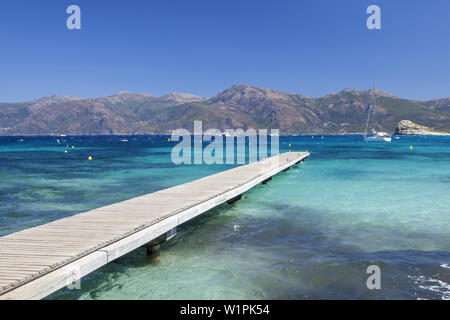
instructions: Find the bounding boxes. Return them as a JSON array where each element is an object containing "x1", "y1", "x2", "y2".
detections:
[
  {"x1": 88, "y1": 156, "x2": 92, "y2": 160},
  {"x1": 312, "y1": 136, "x2": 314, "y2": 139},
  {"x1": 168, "y1": 138, "x2": 170, "y2": 142},
  {"x1": 57, "y1": 139, "x2": 60, "y2": 144},
  {"x1": 72, "y1": 146, "x2": 75, "y2": 149},
  {"x1": 410, "y1": 145, "x2": 413, "y2": 150},
  {"x1": 289, "y1": 144, "x2": 291, "y2": 147}
]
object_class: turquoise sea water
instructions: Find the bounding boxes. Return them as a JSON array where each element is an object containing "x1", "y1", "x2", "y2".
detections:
[{"x1": 0, "y1": 135, "x2": 449, "y2": 300}]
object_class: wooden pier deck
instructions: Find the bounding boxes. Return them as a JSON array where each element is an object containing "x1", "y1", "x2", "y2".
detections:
[{"x1": 0, "y1": 151, "x2": 309, "y2": 300}]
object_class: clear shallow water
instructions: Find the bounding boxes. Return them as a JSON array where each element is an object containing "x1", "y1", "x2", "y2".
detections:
[{"x1": 0, "y1": 135, "x2": 449, "y2": 300}]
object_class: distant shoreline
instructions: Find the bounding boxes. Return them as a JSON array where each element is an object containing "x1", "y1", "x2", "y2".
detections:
[{"x1": 1, "y1": 133, "x2": 449, "y2": 137}]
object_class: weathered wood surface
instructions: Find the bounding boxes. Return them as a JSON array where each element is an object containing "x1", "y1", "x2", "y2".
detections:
[{"x1": 0, "y1": 151, "x2": 309, "y2": 299}]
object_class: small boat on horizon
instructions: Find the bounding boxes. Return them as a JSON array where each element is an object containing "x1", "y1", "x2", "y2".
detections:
[
  {"x1": 364, "y1": 84, "x2": 392, "y2": 143},
  {"x1": 365, "y1": 129, "x2": 392, "y2": 142}
]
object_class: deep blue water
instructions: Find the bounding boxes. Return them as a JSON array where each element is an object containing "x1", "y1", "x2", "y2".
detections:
[{"x1": 0, "y1": 135, "x2": 449, "y2": 299}]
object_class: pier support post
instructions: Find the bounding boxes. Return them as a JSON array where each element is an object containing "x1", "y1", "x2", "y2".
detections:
[
  {"x1": 142, "y1": 227, "x2": 177, "y2": 257},
  {"x1": 145, "y1": 244, "x2": 161, "y2": 258},
  {"x1": 227, "y1": 194, "x2": 242, "y2": 205},
  {"x1": 262, "y1": 177, "x2": 272, "y2": 185}
]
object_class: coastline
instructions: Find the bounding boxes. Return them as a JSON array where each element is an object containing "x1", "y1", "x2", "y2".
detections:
[{"x1": 1, "y1": 132, "x2": 450, "y2": 137}]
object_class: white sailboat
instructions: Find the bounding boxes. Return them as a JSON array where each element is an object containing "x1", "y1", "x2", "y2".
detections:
[{"x1": 364, "y1": 85, "x2": 392, "y2": 142}]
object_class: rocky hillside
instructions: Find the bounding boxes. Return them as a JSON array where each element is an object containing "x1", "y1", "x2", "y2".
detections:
[
  {"x1": 0, "y1": 85, "x2": 449, "y2": 135},
  {"x1": 395, "y1": 120, "x2": 449, "y2": 135}
]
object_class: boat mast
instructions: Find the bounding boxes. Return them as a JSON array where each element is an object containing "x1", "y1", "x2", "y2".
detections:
[{"x1": 364, "y1": 83, "x2": 375, "y2": 137}]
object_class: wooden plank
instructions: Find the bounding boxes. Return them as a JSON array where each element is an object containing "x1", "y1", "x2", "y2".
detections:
[{"x1": 0, "y1": 252, "x2": 108, "y2": 300}]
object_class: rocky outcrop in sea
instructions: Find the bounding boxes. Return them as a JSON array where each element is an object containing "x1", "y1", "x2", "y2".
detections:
[{"x1": 395, "y1": 120, "x2": 449, "y2": 135}]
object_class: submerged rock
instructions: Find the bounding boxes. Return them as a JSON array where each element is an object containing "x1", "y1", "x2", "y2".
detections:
[{"x1": 394, "y1": 120, "x2": 449, "y2": 135}]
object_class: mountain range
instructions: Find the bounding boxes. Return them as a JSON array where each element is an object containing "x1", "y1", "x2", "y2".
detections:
[{"x1": 1, "y1": 85, "x2": 449, "y2": 135}]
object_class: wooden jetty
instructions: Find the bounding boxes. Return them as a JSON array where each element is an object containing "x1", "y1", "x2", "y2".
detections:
[{"x1": 0, "y1": 151, "x2": 309, "y2": 300}]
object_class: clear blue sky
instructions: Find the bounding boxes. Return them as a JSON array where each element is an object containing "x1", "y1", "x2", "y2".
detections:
[{"x1": 0, "y1": 0, "x2": 449, "y2": 101}]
